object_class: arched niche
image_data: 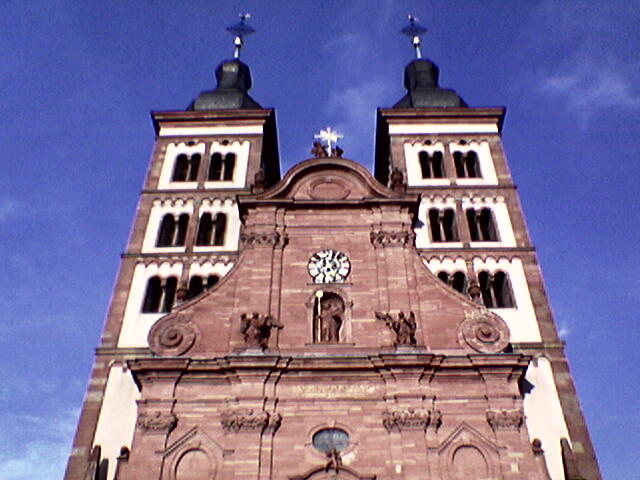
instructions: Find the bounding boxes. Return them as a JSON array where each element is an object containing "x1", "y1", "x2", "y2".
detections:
[
  {"x1": 162, "y1": 427, "x2": 222, "y2": 480},
  {"x1": 434, "y1": 423, "x2": 499, "y2": 480},
  {"x1": 306, "y1": 288, "x2": 353, "y2": 344},
  {"x1": 175, "y1": 448, "x2": 214, "y2": 480}
]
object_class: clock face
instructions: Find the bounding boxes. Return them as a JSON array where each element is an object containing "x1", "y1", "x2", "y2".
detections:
[{"x1": 308, "y1": 249, "x2": 351, "y2": 283}]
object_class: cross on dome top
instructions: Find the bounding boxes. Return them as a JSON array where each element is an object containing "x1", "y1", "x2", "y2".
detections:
[
  {"x1": 227, "y1": 13, "x2": 255, "y2": 59},
  {"x1": 401, "y1": 15, "x2": 428, "y2": 59},
  {"x1": 314, "y1": 127, "x2": 344, "y2": 157}
]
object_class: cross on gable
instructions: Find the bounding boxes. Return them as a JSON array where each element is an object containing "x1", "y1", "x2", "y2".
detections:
[{"x1": 314, "y1": 127, "x2": 344, "y2": 157}]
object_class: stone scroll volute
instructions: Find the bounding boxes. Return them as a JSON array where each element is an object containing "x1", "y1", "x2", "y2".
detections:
[
  {"x1": 148, "y1": 312, "x2": 199, "y2": 356},
  {"x1": 457, "y1": 309, "x2": 510, "y2": 353}
]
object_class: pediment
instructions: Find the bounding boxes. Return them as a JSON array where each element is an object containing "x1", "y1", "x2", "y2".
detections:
[
  {"x1": 243, "y1": 157, "x2": 416, "y2": 204},
  {"x1": 436, "y1": 422, "x2": 499, "y2": 454}
]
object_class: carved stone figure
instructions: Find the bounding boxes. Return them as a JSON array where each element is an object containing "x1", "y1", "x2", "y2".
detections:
[
  {"x1": 316, "y1": 295, "x2": 345, "y2": 343},
  {"x1": 334, "y1": 145, "x2": 344, "y2": 158},
  {"x1": 311, "y1": 141, "x2": 328, "y2": 157},
  {"x1": 325, "y1": 449, "x2": 342, "y2": 473},
  {"x1": 253, "y1": 167, "x2": 265, "y2": 192},
  {"x1": 376, "y1": 311, "x2": 417, "y2": 346},
  {"x1": 390, "y1": 167, "x2": 405, "y2": 192},
  {"x1": 240, "y1": 312, "x2": 283, "y2": 349}
]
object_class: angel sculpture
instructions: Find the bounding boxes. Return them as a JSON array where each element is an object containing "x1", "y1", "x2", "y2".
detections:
[
  {"x1": 311, "y1": 141, "x2": 328, "y2": 158},
  {"x1": 375, "y1": 311, "x2": 417, "y2": 346},
  {"x1": 240, "y1": 312, "x2": 283, "y2": 349}
]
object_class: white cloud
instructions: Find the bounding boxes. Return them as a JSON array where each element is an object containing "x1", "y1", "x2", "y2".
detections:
[
  {"x1": 321, "y1": 32, "x2": 398, "y2": 165},
  {"x1": 541, "y1": 59, "x2": 640, "y2": 119},
  {"x1": 0, "y1": 409, "x2": 78, "y2": 480},
  {"x1": 557, "y1": 320, "x2": 571, "y2": 339},
  {"x1": 328, "y1": 77, "x2": 392, "y2": 165},
  {"x1": 0, "y1": 198, "x2": 20, "y2": 223}
]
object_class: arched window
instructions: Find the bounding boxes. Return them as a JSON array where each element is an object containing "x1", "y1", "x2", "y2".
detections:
[
  {"x1": 451, "y1": 271, "x2": 467, "y2": 293},
  {"x1": 141, "y1": 276, "x2": 178, "y2": 313},
  {"x1": 436, "y1": 271, "x2": 467, "y2": 294},
  {"x1": 419, "y1": 151, "x2": 445, "y2": 178},
  {"x1": 208, "y1": 152, "x2": 236, "y2": 181},
  {"x1": 196, "y1": 213, "x2": 227, "y2": 246},
  {"x1": 187, "y1": 274, "x2": 220, "y2": 299},
  {"x1": 466, "y1": 208, "x2": 498, "y2": 241},
  {"x1": 428, "y1": 208, "x2": 458, "y2": 242},
  {"x1": 156, "y1": 214, "x2": 189, "y2": 247},
  {"x1": 453, "y1": 151, "x2": 481, "y2": 178},
  {"x1": 437, "y1": 271, "x2": 450, "y2": 283},
  {"x1": 478, "y1": 271, "x2": 515, "y2": 308},
  {"x1": 223, "y1": 153, "x2": 235, "y2": 181},
  {"x1": 172, "y1": 153, "x2": 201, "y2": 182}
]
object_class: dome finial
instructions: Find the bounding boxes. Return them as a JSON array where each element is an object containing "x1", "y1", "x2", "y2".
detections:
[
  {"x1": 227, "y1": 13, "x2": 255, "y2": 59},
  {"x1": 401, "y1": 15, "x2": 428, "y2": 59}
]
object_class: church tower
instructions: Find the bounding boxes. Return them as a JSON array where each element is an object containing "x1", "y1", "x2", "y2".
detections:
[{"x1": 65, "y1": 17, "x2": 600, "y2": 480}]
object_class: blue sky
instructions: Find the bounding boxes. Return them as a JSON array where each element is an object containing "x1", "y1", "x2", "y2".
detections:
[{"x1": 0, "y1": 1, "x2": 638, "y2": 478}]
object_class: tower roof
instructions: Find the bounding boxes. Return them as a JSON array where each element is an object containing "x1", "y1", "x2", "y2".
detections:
[
  {"x1": 393, "y1": 59, "x2": 467, "y2": 108},
  {"x1": 190, "y1": 59, "x2": 262, "y2": 110}
]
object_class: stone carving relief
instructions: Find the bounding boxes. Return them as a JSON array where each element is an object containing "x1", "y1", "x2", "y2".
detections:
[
  {"x1": 148, "y1": 313, "x2": 199, "y2": 356},
  {"x1": 240, "y1": 230, "x2": 287, "y2": 248},
  {"x1": 457, "y1": 309, "x2": 510, "y2": 353},
  {"x1": 375, "y1": 311, "x2": 417, "y2": 346},
  {"x1": 137, "y1": 411, "x2": 177, "y2": 433},
  {"x1": 240, "y1": 313, "x2": 283, "y2": 349},
  {"x1": 382, "y1": 408, "x2": 441, "y2": 432},
  {"x1": 220, "y1": 409, "x2": 282, "y2": 433},
  {"x1": 486, "y1": 409, "x2": 523, "y2": 431},
  {"x1": 370, "y1": 230, "x2": 415, "y2": 248}
]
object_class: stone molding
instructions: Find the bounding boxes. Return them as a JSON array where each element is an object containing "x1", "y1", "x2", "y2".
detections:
[
  {"x1": 220, "y1": 410, "x2": 282, "y2": 433},
  {"x1": 370, "y1": 229, "x2": 415, "y2": 248},
  {"x1": 486, "y1": 408, "x2": 523, "y2": 431},
  {"x1": 136, "y1": 411, "x2": 177, "y2": 433},
  {"x1": 382, "y1": 408, "x2": 441, "y2": 432}
]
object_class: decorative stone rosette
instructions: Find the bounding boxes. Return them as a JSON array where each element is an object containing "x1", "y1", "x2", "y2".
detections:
[
  {"x1": 458, "y1": 309, "x2": 510, "y2": 353},
  {"x1": 486, "y1": 408, "x2": 524, "y2": 431},
  {"x1": 220, "y1": 409, "x2": 282, "y2": 433},
  {"x1": 148, "y1": 312, "x2": 199, "y2": 356},
  {"x1": 382, "y1": 408, "x2": 442, "y2": 432},
  {"x1": 137, "y1": 411, "x2": 177, "y2": 433}
]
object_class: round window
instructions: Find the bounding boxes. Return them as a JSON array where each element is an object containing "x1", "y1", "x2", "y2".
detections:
[{"x1": 312, "y1": 428, "x2": 350, "y2": 453}]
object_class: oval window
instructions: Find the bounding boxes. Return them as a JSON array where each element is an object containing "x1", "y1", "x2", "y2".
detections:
[{"x1": 312, "y1": 428, "x2": 349, "y2": 453}]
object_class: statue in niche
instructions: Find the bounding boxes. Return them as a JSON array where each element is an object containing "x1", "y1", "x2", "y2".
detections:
[
  {"x1": 240, "y1": 312, "x2": 283, "y2": 349},
  {"x1": 314, "y1": 291, "x2": 345, "y2": 343},
  {"x1": 376, "y1": 311, "x2": 417, "y2": 346},
  {"x1": 311, "y1": 141, "x2": 328, "y2": 158}
]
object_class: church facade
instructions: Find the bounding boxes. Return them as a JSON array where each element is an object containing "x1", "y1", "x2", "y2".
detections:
[{"x1": 65, "y1": 32, "x2": 601, "y2": 480}]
